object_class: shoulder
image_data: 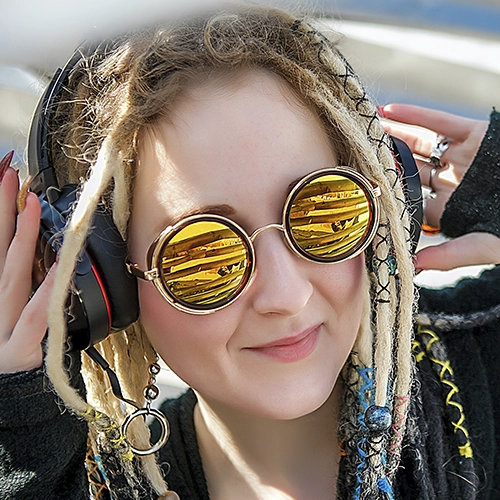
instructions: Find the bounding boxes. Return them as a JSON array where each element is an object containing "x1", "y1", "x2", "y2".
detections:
[{"x1": 419, "y1": 265, "x2": 500, "y2": 317}]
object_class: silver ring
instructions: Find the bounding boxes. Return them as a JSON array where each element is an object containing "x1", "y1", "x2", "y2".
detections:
[
  {"x1": 122, "y1": 407, "x2": 170, "y2": 456},
  {"x1": 428, "y1": 166, "x2": 438, "y2": 198},
  {"x1": 429, "y1": 135, "x2": 452, "y2": 168}
]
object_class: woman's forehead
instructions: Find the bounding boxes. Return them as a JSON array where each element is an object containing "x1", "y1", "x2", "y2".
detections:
[{"x1": 133, "y1": 70, "x2": 336, "y2": 223}]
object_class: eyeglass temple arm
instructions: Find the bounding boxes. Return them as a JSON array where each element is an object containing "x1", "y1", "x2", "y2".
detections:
[{"x1": 126, "y1": 262, "x2": 159, "y2": 281}]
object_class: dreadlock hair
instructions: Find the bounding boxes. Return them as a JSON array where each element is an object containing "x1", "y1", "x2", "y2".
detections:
[{"x1": 44, "y1": 5, "x2": 416, "y2": 498}]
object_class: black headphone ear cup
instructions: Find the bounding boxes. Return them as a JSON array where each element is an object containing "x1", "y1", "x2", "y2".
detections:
[
  {"x1": 390, "y1": 136, "x2": 423, "y2": 253},
  {"x1": 84, "y1": 200, "x2": 140, "y2": 336},
  {"x1": 36, "y1": 185, "x2": 139, "y2": 350}
]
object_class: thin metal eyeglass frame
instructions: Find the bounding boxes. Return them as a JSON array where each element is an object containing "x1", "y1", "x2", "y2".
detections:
[{"x1": 126, "y1": 167, "x2": 381, "y2": 314}]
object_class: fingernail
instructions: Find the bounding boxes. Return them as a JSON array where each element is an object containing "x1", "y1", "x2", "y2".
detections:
[
  {"x1": 377, "y1": 105, "x2": 386, "y2": 117},
  {"x1": 0, "y1": 150, "x2": 14, "y2": 183},
  {"x1": 16, "y1": 175, "x2": 32, "y2": 213}
]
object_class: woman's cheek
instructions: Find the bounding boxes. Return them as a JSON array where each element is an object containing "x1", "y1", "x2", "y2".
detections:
[
  {"x1": 138, "y1": 282, "x2": 192, "y2": 358},
  {"x1": 317, "y1": 256, "x2": 366, "y2": 306},
  {"x1": 137, "y1": 281, "x2": 229, "y2": 379}
]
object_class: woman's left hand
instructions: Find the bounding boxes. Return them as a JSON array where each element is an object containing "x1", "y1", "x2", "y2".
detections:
[
  {"x1": 381, "y1": 103, "x2": 488, "y2": 229},
  {"x1": 380, "y1": 104, "x2": 500, "y2": 272},
  {"x1": 413, "y1": 232, "x2": 500, "y2": 273}
]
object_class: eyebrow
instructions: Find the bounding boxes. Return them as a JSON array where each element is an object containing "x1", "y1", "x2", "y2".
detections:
[
  {"x1": 173, "y1": 203, "x2": 236, "y2": 223},
  {"x1": 152, "y1": 204, "x2": 236, "y2": 240},
  {"x1": 165, "y1": 176, "x2": 301, "y2": 230},
  {"x1": 190, "y1": 204, "x2": 235, "y2": 217}
]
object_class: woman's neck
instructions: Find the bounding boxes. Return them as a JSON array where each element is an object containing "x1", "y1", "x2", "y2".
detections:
[{"x1": 193, "y1": 384, "x2": 341, "y2": 500}]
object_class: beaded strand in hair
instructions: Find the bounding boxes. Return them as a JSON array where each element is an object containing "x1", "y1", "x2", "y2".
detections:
[{"x1": 285, "y1": 17, "x2": 416, "y2": 487}]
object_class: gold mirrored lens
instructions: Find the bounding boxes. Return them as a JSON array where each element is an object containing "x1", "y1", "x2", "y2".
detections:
[
  {"x1": 288, "y1": 173, "x2": 372, "y2": 261},
  {"x1": 160, "y1": 220, "x2": 251, "y2": 308}
]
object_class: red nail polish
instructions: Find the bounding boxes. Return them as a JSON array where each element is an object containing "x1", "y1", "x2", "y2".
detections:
[
  {"x1": 0, "y1": 150, "x2": 14, "y2": 183},
  {"x1": 377, "y1": 106, "x2": 386, "y2": 117}
]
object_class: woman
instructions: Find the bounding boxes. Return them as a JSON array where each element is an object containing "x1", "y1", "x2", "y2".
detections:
[{"x1": 1, "y1": 5, "x2": 499, "y2": 499}]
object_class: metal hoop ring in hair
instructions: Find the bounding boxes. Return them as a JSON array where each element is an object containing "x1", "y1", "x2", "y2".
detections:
[{"x1": 122, "y1": 407, "x2": 170, "y2": 456}]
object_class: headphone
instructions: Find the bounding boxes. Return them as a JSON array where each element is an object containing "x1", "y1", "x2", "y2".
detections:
[
  {"x1": 27, "y1": 47, "x2": 422, "y2": 351},
  {"x1": 28, "y1": 46, "x2": 139, "y2": 351}
]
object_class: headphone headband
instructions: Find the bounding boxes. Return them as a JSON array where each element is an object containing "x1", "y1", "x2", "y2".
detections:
[{"x1": 28, "y1": 45, "x2": 98, "y2": 195}]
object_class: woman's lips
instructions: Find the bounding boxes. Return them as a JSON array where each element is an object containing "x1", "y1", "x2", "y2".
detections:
[{"x1": 246, "y1": 324, "x2": 322, "y2": 362}]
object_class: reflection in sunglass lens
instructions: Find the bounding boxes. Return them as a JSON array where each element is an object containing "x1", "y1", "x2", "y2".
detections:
[
  {"x1": 160, "y1": 220, "x2": 251, "y2": 309},
  {"x1": 287, "y1": 173, "x2": 373, "y2": 262}
]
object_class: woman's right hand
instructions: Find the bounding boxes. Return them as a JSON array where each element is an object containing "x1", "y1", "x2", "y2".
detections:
[{"x1": 0, "y1": 153, "x2": 56, "y2": 374}]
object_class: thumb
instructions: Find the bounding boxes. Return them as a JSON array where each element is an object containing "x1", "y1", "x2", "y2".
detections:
[{"x1": 414, "y1": 233, "x2": 500, "y2": 272}]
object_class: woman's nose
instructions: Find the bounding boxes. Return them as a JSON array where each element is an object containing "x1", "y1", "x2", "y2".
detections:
[{"x1": 249, "y1": 230, "x2": 313, "y2": 316}]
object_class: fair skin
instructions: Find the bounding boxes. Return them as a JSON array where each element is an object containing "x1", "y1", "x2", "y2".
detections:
[
  {"x1": 1, "y1": 75, "x2": 500, "y2": 498},
  {"x1": 128, "y1": 71, "x2": 365, "y2": 498}
]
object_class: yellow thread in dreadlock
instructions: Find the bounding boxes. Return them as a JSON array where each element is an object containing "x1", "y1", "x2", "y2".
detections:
[
  {"x1": 101, "y1": 422, "x2": 135, "y2": 462},
  {"x1": 120, "y1": 449, "x2": 135, "y2": 462},
  {"x1": 81, "y1": 405, "x2": 104, "y2": 422},
  {"x1": 109, "y1": 433, "x2": 127, "y2": 446},
  {"x1": 414, "y1": 327, "x2": 473, "y2": 459},
  {"x1": 411, "y1": 340, "x2": 426, "y2": 363},
  {"x1": 101, "y1": 421, "x2": 118, "y2": 434},
  {"x1": 81, "y1": 405, "x2": 135, "y2": 461}
]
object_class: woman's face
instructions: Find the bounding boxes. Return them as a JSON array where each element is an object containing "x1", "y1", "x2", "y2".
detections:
[{"x1": 129, "y1": 71, "x2": 367, "y2": 420}]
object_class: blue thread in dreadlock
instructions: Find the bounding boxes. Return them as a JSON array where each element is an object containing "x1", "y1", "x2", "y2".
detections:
[
  {"x1": 353, "y1": 367, "x2": 374, "y2": 500},
  {"x1": 378, "y1": 477, "x2": 394, "y2": 499},
  {"x1": 377, "y1": 451, "x2": 395, "y2": 500},
  {"x1": 94, "y1": 454, "x2": 108, "y2": 483}
]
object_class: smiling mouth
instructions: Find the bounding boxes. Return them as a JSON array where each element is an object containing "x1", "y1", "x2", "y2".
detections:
[{"x1": 246, "y1": 324, "x2": 322, "y2": 362}]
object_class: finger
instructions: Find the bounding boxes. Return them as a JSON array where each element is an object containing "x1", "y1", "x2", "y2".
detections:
[
  {"x1": 384, "y1": 122, "x2": 435, "y2": 158},
  {"x1": 0, "y1": 262, "x2": 58, "y2": 373},
  {"x1": 381, "y1": 104, "x2": 473, "y2": 142},
  {"x1": 422, "y1": 195, "x2": 449, "y2": 230},
  {"x1": 414, "y1": 233, "x2": 500, "y2": 272},
  {"x1": 0, "y1": 193, "x2": 41, "y2": 333},
  {"x1": 418, "y1": 163, "x2": 458, "y2": 190},
  {"x1": 0, "y1": 167, "x2": 20, "y2": 274}
]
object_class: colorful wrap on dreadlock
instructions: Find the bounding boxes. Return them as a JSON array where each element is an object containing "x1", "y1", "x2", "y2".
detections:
[{"x1": 42, "y1": 7, "x2": 416, "y2": 498}]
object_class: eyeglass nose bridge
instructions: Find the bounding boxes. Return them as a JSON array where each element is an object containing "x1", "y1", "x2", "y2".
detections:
[{"x1": 249, "y1": 223, "x2": 285, "y2": 242}]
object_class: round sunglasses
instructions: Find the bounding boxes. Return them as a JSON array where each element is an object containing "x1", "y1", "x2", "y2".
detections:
[{"x1": 127, "y1": 167, "x2": 380, "y2": 314}]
